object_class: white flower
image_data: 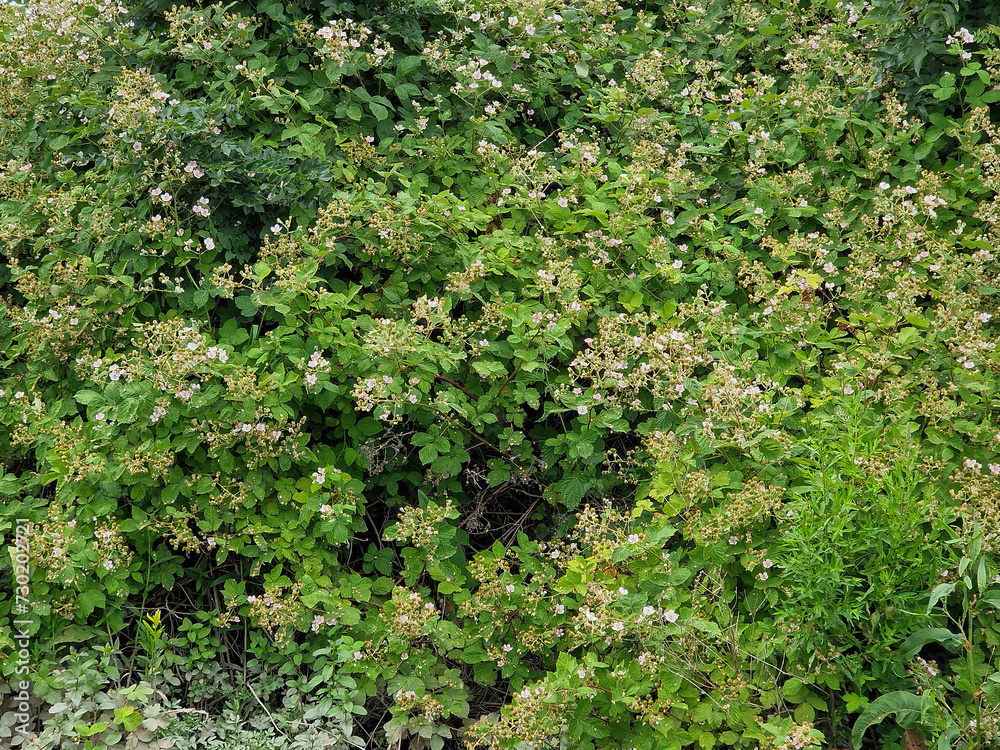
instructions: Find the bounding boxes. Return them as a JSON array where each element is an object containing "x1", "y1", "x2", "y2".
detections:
[
  {"x1": 312, "y1": 467, "x2": 326, "y2": 484},
  {"x1": 611, "y1": 621, "x2": 624, "y2": 632},
  {"x1": 95, "y1": 412, "x2": 106, "y2": 421},
  {"x1": 271, "y1": 223, "x2": 281, "y2": 233},
  {"x1": 204, "y1": 238, "x2": 216, "y2": 250},
  {"x1": 663, "y1": 609, "x2": 679, "y2": 623},
  {"x1": 627, "y1": 533, "x2": 640, "y2": 544},
  {"x1": 642, "y1": 606, "x2": 655, "y2": 617}
]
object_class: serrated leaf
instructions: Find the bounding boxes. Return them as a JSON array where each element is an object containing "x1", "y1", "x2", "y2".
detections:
[{"x1": 75, "y1": 390, "x2": 105, "y2": 406}]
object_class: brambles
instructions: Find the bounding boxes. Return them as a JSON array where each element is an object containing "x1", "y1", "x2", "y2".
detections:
[{"x1": 6, "y1": 0, "x2": 1000, "y2": 748}]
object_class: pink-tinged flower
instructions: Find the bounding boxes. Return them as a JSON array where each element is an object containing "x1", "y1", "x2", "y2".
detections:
[
  {"x1": 133, "y1": 141, "x2": 143, "y2": 152},
  {"x1": 557, "y1": 196, "x2": 569, "y2": 208}
]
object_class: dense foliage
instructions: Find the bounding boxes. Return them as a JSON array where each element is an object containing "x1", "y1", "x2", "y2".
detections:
[{"x1": 5, "y1": 0, "x2": 1000, "y2": 748}]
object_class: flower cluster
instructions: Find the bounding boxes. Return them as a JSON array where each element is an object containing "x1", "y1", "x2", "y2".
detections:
[
  {"x1": 386, "y1": 499, "x2": 458, "y2": 558},
  {"x1": 194, "y1": 409, "x2": 308, "y2": 466},
  {"x1": 302, "y1": 349, "x2": 331, "y2": 391},
  {"x1": 562, "y1": 311, "x2": 713, "y2": 413},
  {"x1": 311, "y1": 18, "x2": 393, "y2": 67},
  {"x1": 242, "y1": 582, "x2": 305, "y2": 645}
]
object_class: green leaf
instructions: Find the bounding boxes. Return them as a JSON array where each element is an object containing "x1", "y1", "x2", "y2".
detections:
[
  {"x1": 925, "y1": 583, "x2": 955, "y2": 614},
  {"x1": 899, "y1": 628, "x2": 963, "y2": 661},
  {"x1": 77, "y1": 589, "x2": 106, "y2": 619},
  {"x1": 75, "y1": 390, "x2": 105, "y2": 406},
  {"x1": 0, "y1": 473, "x2": 19, "y2": 495},
  {"x1": 554, "y1": 474, "x2": 589, "y2": 508},
  {"x1": 852, "y1": 692, "x2": 929, "y2": 750},
  {"x1": 75, "y1": 722, "x2": 109, "y2": 737}
]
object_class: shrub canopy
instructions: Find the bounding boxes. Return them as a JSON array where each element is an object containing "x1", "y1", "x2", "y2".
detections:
[{"x1": 4, "y1": 0, "x2": 1000, "y2": 748}]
